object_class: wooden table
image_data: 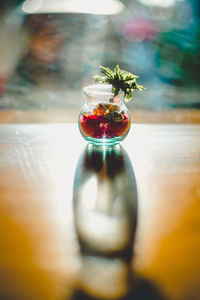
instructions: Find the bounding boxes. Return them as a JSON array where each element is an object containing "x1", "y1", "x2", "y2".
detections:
[{"x1": 0, "y1": 123, "x2": 200, "y2": 300}]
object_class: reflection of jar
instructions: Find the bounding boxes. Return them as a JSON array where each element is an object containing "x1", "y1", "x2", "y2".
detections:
[
  {"x1": 73, "y1": 144, "x2": 137, "y2": 299},
  {"x1": 78, "y1": 84, "x2": 131, "y2": 145}
]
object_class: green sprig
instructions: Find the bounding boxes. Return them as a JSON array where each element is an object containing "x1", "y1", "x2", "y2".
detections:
[{"x1": 93, "y1": 65, "x2": 145, "y2": 101}]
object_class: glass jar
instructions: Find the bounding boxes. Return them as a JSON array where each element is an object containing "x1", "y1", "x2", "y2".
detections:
[{"x1": 78, "y1": 84, "x2": 131, "y2": 145}]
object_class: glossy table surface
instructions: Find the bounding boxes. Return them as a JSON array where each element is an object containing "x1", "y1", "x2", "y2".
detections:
[{"x1": 0, "y1": 123, "x2": 200, "y2": 300}]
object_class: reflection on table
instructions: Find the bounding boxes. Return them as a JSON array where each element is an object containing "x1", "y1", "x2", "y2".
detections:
[{"x1": 73, "y1": 144, "x2": 137, "y2": 299}]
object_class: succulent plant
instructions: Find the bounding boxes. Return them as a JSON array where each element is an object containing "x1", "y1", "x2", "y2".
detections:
[{"x1": 93, "y1": 65, "x2": 145, "y2": 101}]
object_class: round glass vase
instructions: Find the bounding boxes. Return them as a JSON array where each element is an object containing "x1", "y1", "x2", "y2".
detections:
[{"x1": 78, "y1": 84, "x2": 131, "y2": 145}]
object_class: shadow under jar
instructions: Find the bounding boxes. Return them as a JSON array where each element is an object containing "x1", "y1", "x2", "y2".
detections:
[{"x1": 78, "y1": 84, "x2": 131, "y2": 145}]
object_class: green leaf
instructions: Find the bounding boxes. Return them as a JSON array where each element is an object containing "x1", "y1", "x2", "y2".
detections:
[
  {"x1": 99, "y1": 66, "x2": 114, "y2": 79},
  {"x1": 112, "y1": 87, "x2": 120, "y2": 95},
  {"x1": 114, "y1": 65, "x2": 121, "y2": 80}
]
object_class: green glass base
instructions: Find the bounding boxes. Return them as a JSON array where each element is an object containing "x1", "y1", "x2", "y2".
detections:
[{"x1": 84, "y1": 136, "x2": 123, "y2": 146}]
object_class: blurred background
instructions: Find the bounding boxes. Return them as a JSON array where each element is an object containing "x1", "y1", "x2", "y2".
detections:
[{"x1": 0, "y1": 0, "x2": 199, "y2": 123}]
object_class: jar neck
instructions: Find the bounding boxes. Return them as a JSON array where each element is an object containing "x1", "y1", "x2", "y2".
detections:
[{"x1": 84, "y1": 84, "x2": 124, "y2": 104}]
